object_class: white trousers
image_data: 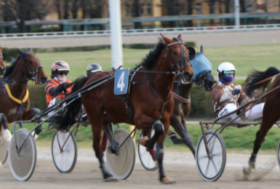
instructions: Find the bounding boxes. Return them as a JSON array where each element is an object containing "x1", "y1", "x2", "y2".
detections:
[{"x1": 218, "y1": 103, "x2": 264, "y2": 121}]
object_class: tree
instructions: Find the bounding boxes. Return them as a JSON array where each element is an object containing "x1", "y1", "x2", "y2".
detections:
[
  {"x1": 186, "y1": 0, "x2": 194, "y2": 26},
  {"x1": 2, "y1": 0, "x2": 51, "y2": 33}
]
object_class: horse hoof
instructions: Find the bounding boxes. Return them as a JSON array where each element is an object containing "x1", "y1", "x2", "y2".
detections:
[
  {"x1": 137, "y1": 136, "x2": 149, "y2": 146},
  {"x1": 104, "y1": 176, "x2": 118, "y2": 182},
  {"x1": 161, "y1": 176, "x2": 176, "y2": 184}
]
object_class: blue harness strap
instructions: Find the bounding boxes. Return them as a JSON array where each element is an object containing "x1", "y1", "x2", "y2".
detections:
[{"x1": 15, "y1": 102, "x2": 24, "y2": 121}]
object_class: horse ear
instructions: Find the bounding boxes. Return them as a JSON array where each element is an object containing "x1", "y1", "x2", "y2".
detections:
[
  {"x1": 177, "y1": 34, "x2": 183, "y2": 42},
  {"x1": 160, "y1": 34, "x2": 172, "y2": 45},
  {"x1": 17, "y1": 48, "x2": 26, "y2": 56},
  {"x1": 200, "y1": 45, "x2": 204, "y2": 54},
  {"x1": 28, "y1": 47, "x2": 33, "y2": 52}
]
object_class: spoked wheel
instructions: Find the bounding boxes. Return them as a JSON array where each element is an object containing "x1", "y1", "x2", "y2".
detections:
[
  {"x1": 0, "y1": 135, "x2": 8, "y2": 165},
  {"x1": 277, "y1": 138, "x2": 280, "y2": 169},
  {"x1": 52, "y1": 130, "x2": 77, "y2": 173},
  {"x1": 8, "y1": 128, "x2": 37, "y2": 181},
  {"x1": 106, "y1": 128, "x2": 135, "y2": 179},
  {"x1": 138, "y1": 130, "x2": 158, "y2": 171},
  {"x1": 196, "y1": 129, "x2": 226, "y2": 182}
]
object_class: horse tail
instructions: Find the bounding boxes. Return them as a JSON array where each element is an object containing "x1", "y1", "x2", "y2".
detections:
[
  {"x1": 58, "y1": 76, "x2": 90, "y2": 130},
  {"x1": 244, "y1": 67, "x2": 280, "y2": 98}
]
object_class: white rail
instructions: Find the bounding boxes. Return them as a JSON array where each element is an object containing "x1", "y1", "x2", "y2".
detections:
[{"x1": 1, "y1": 24, "x2": 280, "y2": 39}]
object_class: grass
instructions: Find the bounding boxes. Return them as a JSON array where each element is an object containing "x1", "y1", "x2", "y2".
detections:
[{"x1": 33, "y1": 44, "x2": 280, "y2": 80}]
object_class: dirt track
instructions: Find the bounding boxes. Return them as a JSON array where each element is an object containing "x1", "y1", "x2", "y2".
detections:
[
  {"x1": 1, "y1": 30, "x2": 279, "y2": 48},
  {"x1": 1, "y1": 147, "x2": 280, "y2": 189}
]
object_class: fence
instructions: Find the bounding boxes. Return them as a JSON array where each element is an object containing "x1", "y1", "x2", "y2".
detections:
[{"x1": 1, "y1": 24, "x2": 280, "y2": 40}]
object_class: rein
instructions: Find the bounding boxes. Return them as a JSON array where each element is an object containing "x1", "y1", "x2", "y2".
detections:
[{"x1": 172, "y1": 92, "x2": 190, "y2": 103}]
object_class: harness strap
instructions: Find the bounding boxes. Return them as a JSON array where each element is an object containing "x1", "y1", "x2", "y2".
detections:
[
  {"x1": 145, "y1": 71, "x2": 172, "y2": 119},
  {"x1": 172, "y1": 92, "x2": 190, "y2": 103},
  {"x1": 5, "y1": 84, "x2": 29, "y2": 104}
]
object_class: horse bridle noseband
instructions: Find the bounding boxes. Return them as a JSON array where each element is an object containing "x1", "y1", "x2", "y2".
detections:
[
  {"x1": 166, "y1": 42, "x2": 191, "y2": 75},
  {"x1": 22, "y1": 53, "x2": 43, "y2": 83}
]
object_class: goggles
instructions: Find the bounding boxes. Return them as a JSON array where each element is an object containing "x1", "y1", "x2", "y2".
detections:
[
  {"x1": 223, "y1": 70, "x2": 235, "y2": 76},
  {"x1": 58, "y1": 71, "x2": 69, "y2": 75}
]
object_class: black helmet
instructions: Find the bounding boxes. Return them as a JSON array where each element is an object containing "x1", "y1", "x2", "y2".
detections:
[
  {"x1": 86, "y1": 63, "x2": 102, "y2": 76},
  {"x1": 51, "y1": 60, "x2": 70, "y2": 78}
]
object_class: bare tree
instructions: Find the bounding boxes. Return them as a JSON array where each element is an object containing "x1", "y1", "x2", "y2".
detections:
[
  {"x1": 3, "y1": 0, "x2": 51, "y2": 33},
  {"x1": 71, "y1": 0, "x2": 80, "y2": 19},
  {"x1": 187, "y1": 0, "x2": 194, "y2": 26}
]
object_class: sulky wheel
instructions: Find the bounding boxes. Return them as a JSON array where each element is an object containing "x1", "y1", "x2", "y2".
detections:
[
  {"x1": 52, "y1": 130, "x2": 77, "y2": 173},
  {"x1": 277, "y1": 138, "x2": 280, "y2": 169},
  {"x1": 0, "y1": 135, "x2": 8, "y2": 165},
  {"x1": 106, "y1": 128, "x2": 135, "y2": 180},
  {"x1": 8, "y1": 128, "x2": 37, "y2": 181},
  {"x1": 196, "y1": 129, "x2": 226, "y2": 182},
  {"x1": 138, "y1": 130, "x2": 158, "y2": 171}
]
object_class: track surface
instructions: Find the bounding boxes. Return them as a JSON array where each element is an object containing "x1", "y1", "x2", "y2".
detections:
[
  {"x1": 1, "y1": 30, "x2": 279, "y2": 48},
  {"x1": 1, "y1": 147, "x2": 280, "y2": 189}
]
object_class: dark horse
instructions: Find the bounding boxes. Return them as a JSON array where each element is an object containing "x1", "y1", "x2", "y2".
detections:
[
  {"x1": 167, "y1": 45, "x2": 215, "y2": 156},
  {"x1": 243, "y1": 67, "x2": 280, "y2": 175},
  {"x1": 0, "y1": 48, "x2": 47, "y2": 141},
  {"x1": 59, "y1": 34, "x2": 193, "y2": 183}
]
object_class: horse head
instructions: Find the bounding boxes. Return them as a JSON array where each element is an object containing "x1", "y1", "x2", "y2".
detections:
[
  {"x1": 161, "y1": 34, "x2": 194, "y2": 84},
  {"x1": 190, "y1": 45, "x2": 216, "y2": 91},
  {"x1": 0, "y1": 46, "x2": 6, "y2": 77},
  {"x1": 17, "y1": 48, "x2": 48, "y2": 84}
]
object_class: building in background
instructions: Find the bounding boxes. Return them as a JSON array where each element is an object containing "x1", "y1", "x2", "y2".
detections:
[{"x1": 0, "y1": 0, "x2": 280, "y2": 33}]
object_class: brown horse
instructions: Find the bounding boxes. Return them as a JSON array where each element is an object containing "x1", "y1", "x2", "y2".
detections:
[
  {"x1": 0, "y1": 48, "x2": 47, "y2": 139},
  {"x1": 59, "y1": 34, "x2": 193, "y2": 183},
  {"x1": 243, "y1": 67, "x2": 280, "y2": 174}
]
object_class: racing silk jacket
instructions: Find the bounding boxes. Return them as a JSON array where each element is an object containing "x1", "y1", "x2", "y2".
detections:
[
  {"x1": 45, "y1": 78, "x2": 73, "y2": 106},
  {"x1": 211, "y1": 81, "x2": 247, "y2": 116}
]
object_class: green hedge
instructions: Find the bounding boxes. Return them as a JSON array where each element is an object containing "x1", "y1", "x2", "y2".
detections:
[
  {"x1": 28, "y1": 83, "x2": 47, "y2": 111},
  {"x1": 27, "y1": 81, "x2": 216, "y2": 118}
]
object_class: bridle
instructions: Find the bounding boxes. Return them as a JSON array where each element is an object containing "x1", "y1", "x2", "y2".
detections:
[
  {"x1": 166, "y1": 42, "x2": 192, "y2": 82},
  {"x1": 21, "y1": 53, "x2": 43, "y2": 83}
]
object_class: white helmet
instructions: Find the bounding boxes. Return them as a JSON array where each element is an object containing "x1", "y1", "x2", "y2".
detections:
[
  {"x1": 217, "y1": 62, "x2": 236, "y2": 81},
  {"x1": 217, "y1": 62, "x2": 235, "y2": 76}
]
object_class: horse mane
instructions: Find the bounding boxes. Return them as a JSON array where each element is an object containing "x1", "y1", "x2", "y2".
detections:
[
  {"x1": 4, "y1": 57, "x2": 20, "y2": 77},
  {"x1": 138, "y1": 38, "x2": 165, "y2": 69}
]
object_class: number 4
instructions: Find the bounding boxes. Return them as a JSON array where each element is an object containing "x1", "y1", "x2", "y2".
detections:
[{"x1": 117, "y1": 72, "x2": 125, "y2": 91}]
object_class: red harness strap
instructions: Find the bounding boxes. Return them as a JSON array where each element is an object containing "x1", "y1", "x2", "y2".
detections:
[{"x1": 172, "y1": 92, "x2": 191, "y2": 103}]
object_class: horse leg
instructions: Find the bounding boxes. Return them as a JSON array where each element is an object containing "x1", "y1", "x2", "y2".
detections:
[
  {"x1": 90, "y1": 119, "x2": 117, "y2": 181},
  {"x1": 0, "y1": 113, "x2": 11, "y2": 148},
  {"x1": 169, "y1": 115, "x2": 195, "y2": 157},
  {"x1": 139, "y1": 120, "x2": 164, "y2": 149},
  {"x1": 244, "y1": 104, "x2": 280, "y2": 175},
  {"x1": 156, "y1": 123, "x2": 175, "y2": 184},
  {"x1": 142, "y1": 129, "x2": 156, "y2": 160},
  {"x1": 84, "y1": 100, "x2": 117, "y2": 181},
  {"x1": 102, "y1": 123, "x2": 119, "y2": 153}
]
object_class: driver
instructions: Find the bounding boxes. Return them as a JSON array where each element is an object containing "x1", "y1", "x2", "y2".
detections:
[
  {"x1": 45, "y1": 61, "x2": 73, "y2": 126},
  {"x1": 211, "y1": 62, "x2": 264, "y2": 121},
  {"x1": 86, "y1": 63, "x2": 102, "y2": 77}
]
